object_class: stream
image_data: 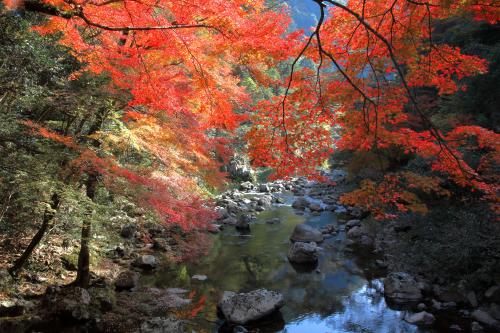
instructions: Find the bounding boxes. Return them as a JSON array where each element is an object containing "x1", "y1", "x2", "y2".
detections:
[{"x1": 143, "y1": 191, "x2": 435, "y2": 333}]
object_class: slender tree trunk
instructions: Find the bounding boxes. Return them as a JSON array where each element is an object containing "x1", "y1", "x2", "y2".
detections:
[
  {"x1": 73, "y1": 173, "x2": 97, "y2": 288},
  {"x1": 72, "y1": 107, "x2": 105, "y2": 288},
  {"x1": 9, "y1": 193, "x2": 60, "y2": 276}
]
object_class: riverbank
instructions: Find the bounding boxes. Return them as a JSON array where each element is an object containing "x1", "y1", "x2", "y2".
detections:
[{"x1": 1, "y1": 169, "x2": 499, "y2": 332}]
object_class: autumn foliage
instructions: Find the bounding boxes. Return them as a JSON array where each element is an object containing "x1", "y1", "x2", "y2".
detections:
[{"x1": 3, "y1": 0, "x2": 499, "y2": 222}]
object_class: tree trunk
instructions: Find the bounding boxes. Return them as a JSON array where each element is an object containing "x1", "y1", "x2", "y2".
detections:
[
  {"x1": 9, "y1": 193, "x2": 60, "y2": 276},
  {"x1": 72, "y1": 107, "x2": 105, "y2": 288},
  {"x1": 73, "y1": 173, "x2": 97, "y2": 288}
]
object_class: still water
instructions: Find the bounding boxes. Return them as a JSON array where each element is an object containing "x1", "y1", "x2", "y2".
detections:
[{"x1": 148, "y1": 195, "x2": 429, "y2": 333}]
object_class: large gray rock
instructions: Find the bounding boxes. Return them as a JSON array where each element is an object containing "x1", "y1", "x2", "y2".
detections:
[
  {"x1": 404, "y1": 311, "x2": 435, "y2": 326},
  {"x1": 287, "y1": 242, "x2": 320, "y2": 264},
  {"x1": 290, "y1": 224, "x2": 323, "y2": 243},
  {"x1": 292, "y1": 197, "x2": 310, "y2": 210},
  {"x1": 384, "y1": 272, "x2": 423, "y2": 305},
  {"x1": 139, "y1": 316, "x2": 186, "y2": 333},
  {"x1": 44, "y1": 287, "x2": 91, "y2": 321},
  {"x1": 218, "y1": 289, "x2": 284, "y2": 324},
  {"x1": 132, "y1": 255, "x2": 157, "y2": 270}
]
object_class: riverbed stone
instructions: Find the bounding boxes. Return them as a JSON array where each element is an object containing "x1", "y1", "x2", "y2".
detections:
[
  {"x1": 346, "y1": 219, "x2": 361, "y2": 229},
  {"x1": 259, "y1": 184, "x2": 270, "y2": 193},
  {"x1": 257, "y1": 196, "x2": 272, "y2": 207},
  {"x1": 236, "y1": 214, "x2": 252, "y2": 230},
  {"x1": 467, "y1": 291, "x2": 479, "y2": 308},
  {"x1": 346, "y1": 226, "x2": 363, "y2": 239},
  {"x1": 290, "y1": 224, "x2": 323, "y2": 243},
  {"x1": 287, "y1": 242, "x2": 320, "y2": 264},
  {"x1": 471, "y1": 321, "x2": 484, "y2": 332},
  {"x1": 384, "y1": 272, "x2": 423, "y2": 305},
  {"x1": 485, "y1": 286, "x2": 500, "y2": 303},
  {"x1": 309, "y1": 203, "x2": 322, "y2": 212},
  {"x1": 292, "y1": 197, "x2": 309, "y2": 210},
  {"x1": 404, "y1": 311, "x2": 435, "y2": 326},
  {"x1": 218, "y1": 289, "x2": 284, "y2": 324},
  {"x1": 472, "y1": 309, "x2": 500, "y2": 330}
]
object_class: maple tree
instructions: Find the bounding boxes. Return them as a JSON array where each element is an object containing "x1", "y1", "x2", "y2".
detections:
[
  {"x1": 3, "y1": 0, "x2": 300, "y2": 226},
  {"x1": 246, "y1": 0, "x2": 499, "y2": 217},
  {"x1": 2, "y1": 0, "x2": 301, "y2": 284},
  {"x1": 1, "y1": 0, "x2": 498, "y2": 270}
]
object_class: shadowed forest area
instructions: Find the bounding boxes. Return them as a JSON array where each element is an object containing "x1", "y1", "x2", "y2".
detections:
[{"x1": 0, "y1": 1, "x2": 499, "y2": 332}]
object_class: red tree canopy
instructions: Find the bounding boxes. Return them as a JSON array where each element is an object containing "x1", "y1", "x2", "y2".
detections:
[{"x1": 4, "y1": 0, "x2": 499, "y2": 222}]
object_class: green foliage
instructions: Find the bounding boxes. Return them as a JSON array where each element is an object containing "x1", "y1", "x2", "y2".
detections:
[{"x1": 432, "y1": 18, "x2": 500, "y2": 131}]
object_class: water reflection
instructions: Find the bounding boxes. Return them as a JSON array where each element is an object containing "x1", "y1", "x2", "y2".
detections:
[{"x1": 148, "y1": 199, "x2": 431, "y2": 333}]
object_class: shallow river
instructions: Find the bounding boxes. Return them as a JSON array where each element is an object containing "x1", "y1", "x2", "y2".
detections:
[{"x1": 146, "y1": 193, "x2": 432, "y2": 333}]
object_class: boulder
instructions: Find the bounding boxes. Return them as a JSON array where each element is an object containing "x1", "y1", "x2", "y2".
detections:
[
  {"x1": 44, "y1": 287, "x2": 91, "y2": 321},
  {"x1": 472, "y1": 310, "x2": 500, "y2": 330},
  {"x1": 139, "y1": 316, "x2": 186, "y2": 333},
  {"x1": 485, "y1": 286, "x2": 500, "y2": 303},
  {"x1": 218, "y1": 289, "x2": 284, "y2": 324},
  {"x1": 133, "y1": 255, "x2": 157, "y2": 270},
  {"x1": 292, "y1": 197, "x2": 309, "y2": 210},
  {"x1": 346, "y1": 226, "x2": 363, "y2": 239},
  {"x1": 290, "y1": 224, "x2": 323, "y2": 243},
  {"x1": 239, "y1": 181, "x2": 254, "y2": 191},
  {"x1": 471, "y1": 322, "x2": 484, "y2": 332},
  {"x1": 449, "y1": 324, "x2": 463, "y2": 331},
  {"x1": 0, "y1": 299, "x2": 26, "y2": 317},
  {"x1": 259, "y1": 184, "x2": 270, "y2": 193},
  {"x1": 490, "y1": 303, "x2": 500, "y2": 321},
  {"x1": 404, "y1": 311, "x2": 435, "y2": 326},
  {"x1": 309, "y1": 203, "x2": 322, "y2": 212},
  {"x1": 287, "y1": 242, "x2": 320, "y2": 264},
  {"x1": 236, "y1": 214, "x2": 252, "y2": 230},
  {"x1": 257, "y1": 196, "x2": 272, "y2": 207},
  {"x1": 346, "y1": 219, "x2": 361, "y2": 229},
  {"x1": 222, "y1": 217, "x2": 238, "y2": 226},
  {"x1": 384, "y1": 272, "x2": 423, "y2": 305},
  {"x1": 115, "y1": 271, "x2": 139, "y2": 291},
  {"x1": 467, "y1": 291, "x2": 479, "y2": 308}
]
